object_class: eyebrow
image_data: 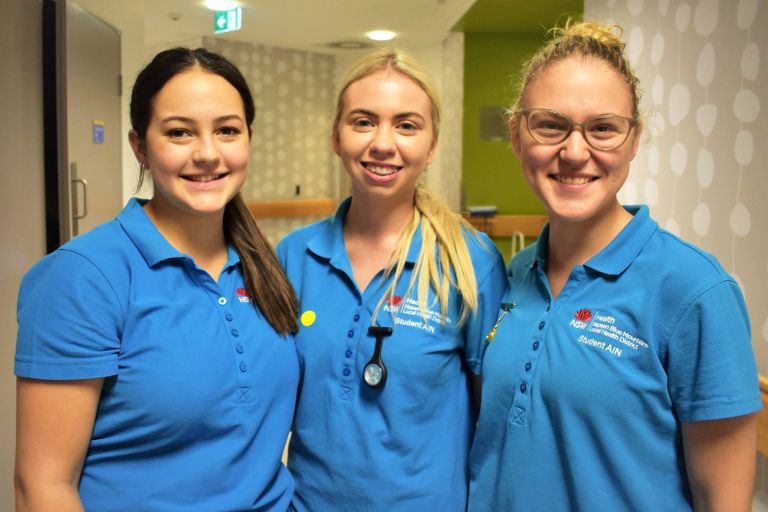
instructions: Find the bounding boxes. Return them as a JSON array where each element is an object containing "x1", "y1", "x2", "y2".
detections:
[
  {"x1": 159, "y1": 114, "x2": 244, "y2": 124},
  {"x1": 346, "y1": 108, "x2": 426, "y2": 122}
]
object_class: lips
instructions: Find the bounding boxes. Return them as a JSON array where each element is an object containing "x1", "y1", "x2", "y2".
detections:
[{"x1": 362, "y1": 162, "x2": 402, "y2": 177}]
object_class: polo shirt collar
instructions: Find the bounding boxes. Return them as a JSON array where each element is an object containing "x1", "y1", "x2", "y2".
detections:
[
  {"x1": 585, "y1": 205, "x2": 656, "y2": 275},
  {"x1": 307, "y1": 196, "x2": 422, "y2": 269},
  {"x1": 117, "y1": 198, "x2": 240, "y2": 269},
  {"x1": 531, "y1": 205, "x2": 657, "y2": 276}
]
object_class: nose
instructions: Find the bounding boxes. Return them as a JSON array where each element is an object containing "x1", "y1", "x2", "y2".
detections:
[
  {"x1": 559, "y1": 128, "x2": 590, "y2": 164},
  {"x1": 370, "y1": 126, "x2": 396, "y2": 155},
  {"x1": 193, "y1": 135, "x2": 220, "y2": 167}
]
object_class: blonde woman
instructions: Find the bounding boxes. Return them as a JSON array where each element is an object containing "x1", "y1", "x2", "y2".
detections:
[
  {"x1": 469, "y1": 21, "x2": 759, "y2": 511},
  {"x1": 277, "y1": 49, "x2": 507, "y2": 511}
]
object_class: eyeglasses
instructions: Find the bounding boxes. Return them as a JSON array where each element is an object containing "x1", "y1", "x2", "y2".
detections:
[{"x1": 517, "y1": 108, "x2": 638, "y2": 151}]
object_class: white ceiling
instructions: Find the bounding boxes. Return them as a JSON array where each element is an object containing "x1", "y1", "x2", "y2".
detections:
[{"x1": 79, "y1": 0, "x2": 478, "y2": 55}]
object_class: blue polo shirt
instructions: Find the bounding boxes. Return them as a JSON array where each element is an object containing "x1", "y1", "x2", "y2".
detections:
[
  {"x1": 468, "y1": 205, "x2": 760, "y2": 511},
  {"x1": 16, "y1": 198, "x2": 298, "y2": 512},
  {"x1": 276, "y1": 198, "x2": 507, "y2": 512}
]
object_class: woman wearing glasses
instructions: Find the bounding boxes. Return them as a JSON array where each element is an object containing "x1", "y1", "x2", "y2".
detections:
[{"x1": 469, "y1": 21, "x2": 760, "y2": 511}]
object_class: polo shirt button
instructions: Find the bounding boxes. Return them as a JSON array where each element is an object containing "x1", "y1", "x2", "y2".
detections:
[
  {"x1": 218, "y1": 297, "x2": 227, "y2": 305},
  {"x1": 353, "y1": 314, "x2": 360, "y2": 322},
  {"x1": 342, "y1": 367, "x2": 351, "y2": 376},
  {"x1": 345, "y1": 349, "x2": 352, "y2": 358},
  {"x1": 538, "y1": 321, "x2": 545, "y2": 330},
  {"x1": 525, "y1": 362, "x2": 532, "y2": 371},
  {"x1": 239, "y1": 361, "x2": 247, "y2": 372},
  {"x1": 231, "y1": 329, "x2": 239, "y2": 337},
  {"x1": 347, "y1": 329, "x2": 354, "y2": 338},
  {"x1": 236, "y1": 343, "x2": 244, "y2": 354},
  {"x1": 532, "y1": 341, "x2": 540, "y2": 350},
  {"x1": 520, "y1": 382, "x2": 527, "y2": 393},
  {"x1": 225, "y1": 313, "x2": 233, "y2": 321}
]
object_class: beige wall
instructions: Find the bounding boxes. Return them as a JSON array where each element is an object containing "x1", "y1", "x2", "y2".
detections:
[
  {"x1": 0, "y1": 0, "x2": 46, "y2": 508},
  {"x1": 138, "y1": 37, "x2": 461, "y2": 246},
  {"x1": 203, "y1": 37, "x2": 339, "y2": 245},
  {"x1": 585, "y1": 0, "x2": 767, "y2": 507}
]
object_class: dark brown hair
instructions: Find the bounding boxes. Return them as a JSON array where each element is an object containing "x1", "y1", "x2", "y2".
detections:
[{"x1": 130, "y1": 47, "x2": 297, "y2": 334}]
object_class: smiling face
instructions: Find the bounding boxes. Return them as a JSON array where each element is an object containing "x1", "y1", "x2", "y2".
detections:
[
  {"x1": 510, "y1": 56, "x2": 641, "y2": 226},
  {"x1": 129, "y1": 67, "x2": 250, "y2": 222},
  {"x1": 333, "y1": 69, "x2": 437, "y2": 205}
]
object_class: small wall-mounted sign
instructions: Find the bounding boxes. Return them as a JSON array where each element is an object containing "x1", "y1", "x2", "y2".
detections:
[
  {"x1": 92, "y1": 119, "x2": 105, "y2": 144},
  {"x1": 480, "y1": 106, "x2": 507, "y2": 141},
  {"x1": 214, "y1": 7, "x2": 242, "y2": 34}
]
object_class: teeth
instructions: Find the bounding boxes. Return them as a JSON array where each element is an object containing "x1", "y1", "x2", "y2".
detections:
[
  {"x1": 364, "y1": 163, "x2": 401, "y2": 176},
  {"x1": 186, "y1": 174, "x2": 222, "y2": 182},
  {"x1": 553, "y1": 175, "x2": 593, "y2": 185}
]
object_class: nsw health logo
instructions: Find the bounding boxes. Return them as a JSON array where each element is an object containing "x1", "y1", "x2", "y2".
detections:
[{"x1": 569, "y1": 308, "x2": 593, "y2": 329}]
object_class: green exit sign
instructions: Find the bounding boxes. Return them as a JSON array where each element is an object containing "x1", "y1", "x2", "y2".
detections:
[{"x1": 214, "y1": 7, "x2": 242, "y2": 34}]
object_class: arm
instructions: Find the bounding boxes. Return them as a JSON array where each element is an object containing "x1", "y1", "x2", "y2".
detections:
[
  {"x1": 15, "y1": 377, "x2": 104, "y2": 512},
  {"x1": 681, "y1": 413, "x2": 757, "y2": 512}
]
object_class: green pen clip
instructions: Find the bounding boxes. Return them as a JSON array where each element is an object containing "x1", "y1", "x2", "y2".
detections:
[{"x1": 485, "y1": 302, "x2": 516, "y2": 343}]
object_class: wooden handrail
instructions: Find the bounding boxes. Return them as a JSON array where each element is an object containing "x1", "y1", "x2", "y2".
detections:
[
  {"x1": 758, "y1": 374, "x2": 768, "y2": 456},
  {"x1": 248, "y1": 198, "x2": 336, "y2": 219},
  {"x1": 463, "y1": 214, "x2": 548, "y2": 238}
]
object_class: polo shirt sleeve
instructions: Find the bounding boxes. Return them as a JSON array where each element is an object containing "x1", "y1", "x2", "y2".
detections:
[
  {"x1": 462, "y1": 240, "x2": 508, "y2": 376},
  {"x1": 15, "y1": 249, "x2": 123, "y2": 380},
  {"x1": 665, "y1": 279, "x2": 761, "y2": 422}
]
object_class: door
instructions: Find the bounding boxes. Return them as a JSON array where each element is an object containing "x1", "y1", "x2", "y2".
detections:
[
  {"x1": 65, "y1": 1, "x2": 122, "y2": 238},
  {"x1": 46, "y1": 0, "x2": 122, "y2": 244}
]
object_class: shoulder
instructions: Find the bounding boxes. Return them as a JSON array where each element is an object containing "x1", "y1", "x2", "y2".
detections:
[
  {"x1": 507, "y1": 242, "x2": 538, "y2": 276},
  {"x1": 644, "y1": 226, "x2": 734, "y2": 289},
  {"x1": 276, "y1": 216, "x2": 333, "y2": 264},
  {"x1": 20, "y1": 220, "x2": 134, "y2": 308},
  {"x1": 26, "y1": 220, "x2": 129, "y2": 275},
  {"x1": 461, "y1": 227, "x2": 506, "y2": 280},
  {"x1": 60, "y1": 219, "x2": 131, "y2": 260}
]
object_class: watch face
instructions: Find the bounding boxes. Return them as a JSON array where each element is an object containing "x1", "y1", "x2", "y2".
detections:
[{"x1": 364, "y1": 363, "x2": 383, "y2": 386}]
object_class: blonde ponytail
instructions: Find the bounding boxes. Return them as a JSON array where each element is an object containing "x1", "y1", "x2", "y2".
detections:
[{"x1": 373, "y1": 185, "x2": 482, "y2": 328}]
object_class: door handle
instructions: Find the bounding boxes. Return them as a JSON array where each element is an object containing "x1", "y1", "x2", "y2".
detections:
[{"x1": 71, "y1": 162, "x2": 88, "y2": 220}]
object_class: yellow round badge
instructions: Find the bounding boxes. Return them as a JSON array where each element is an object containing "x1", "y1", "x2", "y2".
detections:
[{"x1": 300, "y1": 310, "x2": 316, "y2": 327}]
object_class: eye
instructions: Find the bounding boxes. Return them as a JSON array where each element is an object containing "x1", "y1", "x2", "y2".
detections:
[
  {"x1": 166, "y1": 128, "x2": 190, "y2": 139},
  {"x1": 531, "y1": 115, "x2": 568, "y2": 133},
  {"x1": 397, "y1": 120, "x2": 418, "y2": 132},
  {"x1": 352, "y1": 118, "x2": 374, "y2": 129},
  {"x1": 218, "y1": 126, "x2": 242, "y2": 137},
  {"x1": 587, "y1": 117, "x2": 627, "y2": 139}
]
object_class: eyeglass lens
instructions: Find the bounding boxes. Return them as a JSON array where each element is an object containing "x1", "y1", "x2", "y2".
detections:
[{"x1": 526, "y1": 109, "x2": 631, "y2": 150}]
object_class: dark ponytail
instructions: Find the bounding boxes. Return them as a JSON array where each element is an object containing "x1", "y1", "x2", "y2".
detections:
[
  {"x1": 130, "y1": 47, "x2": 298, "y2": 334},
  {"x1": 224, "y1": 194, "x2": 298, "y2": 334}
]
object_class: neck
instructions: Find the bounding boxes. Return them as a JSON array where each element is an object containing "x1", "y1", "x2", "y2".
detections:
[
  {"x1": 546, "y1": 201, "x2": 632, "y2": 272},
  {"x1": 342, "y1": 193, "x2": 416, "y2": 292},
  {"x1": 344, "y1": 193, "x2": 415, "y2": 242},
  {"x1": 144, "y1": 200, "x2": 228, "y2": 274}
]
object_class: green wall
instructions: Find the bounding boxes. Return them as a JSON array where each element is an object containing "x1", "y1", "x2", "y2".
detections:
[
  {"x1": 462, "y1": 32, "x2": 548, "y2": 215},
  {"x1": 462, "y1": 32, "x2": 548, "y2": 258}
]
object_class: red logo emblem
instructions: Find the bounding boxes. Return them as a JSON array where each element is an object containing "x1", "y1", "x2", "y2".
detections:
[
  {"x1": 386, "y1": 295, "x2": 403, "y2": 306},
  {"x1": 236, "y1": 288, "x2": 248, "y2": 297},
  {"x1": 574, "y1": 308, "x2": 592, "y2": 322}
]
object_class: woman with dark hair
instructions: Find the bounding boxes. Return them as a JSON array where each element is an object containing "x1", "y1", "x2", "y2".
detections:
[{"x1": 15, "y1": 48, "x2": 299, "y2": 511}]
